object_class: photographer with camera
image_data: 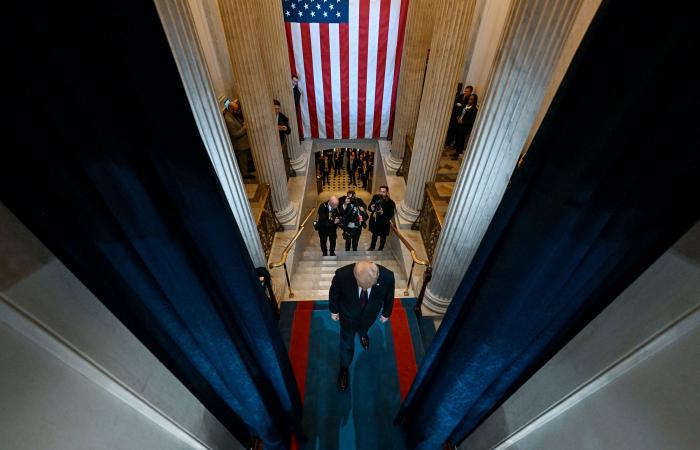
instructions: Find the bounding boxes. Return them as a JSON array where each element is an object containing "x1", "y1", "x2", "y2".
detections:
[
  {"x1": 368, "y1": 185, "x2": 396, "y2": 251},
  {"x1": 316, "y1": 196, "x2": 340, "y2": 256},
  {"x1": 337, "y1": 190, "x2": 368, "y2": 252}
]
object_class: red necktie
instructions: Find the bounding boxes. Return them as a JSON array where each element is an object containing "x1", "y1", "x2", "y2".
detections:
[{"x1": 359, "y1": 289, "x2": 368, "y2": 309}]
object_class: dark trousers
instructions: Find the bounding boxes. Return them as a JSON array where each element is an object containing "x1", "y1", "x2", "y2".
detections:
[
  {"x1": 344, "y1": 228, "x2": 361, "y2": 250},
  {"x1": 334, "y1": 161, "x2": 342, "y2": 175},
  {"x1": 322, "y1": 171, "x2": 330, "y2": 185},
  {"x1": 348, "y1": 170, "x2": 356, "y2": 185},
  {"x1": 340, "y1": 322, "x2": 369, "y2": 368},
  {"x1": 319, "y1": 229, "x2": 336, "y2": 255},
  {"x1": 370, "y1": 233, "x2": 387, "y2": 250}
]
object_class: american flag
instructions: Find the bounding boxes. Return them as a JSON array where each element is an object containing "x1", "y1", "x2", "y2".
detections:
[{"x1": 283, "y1": 0, "x2": 409, "y2": 139}]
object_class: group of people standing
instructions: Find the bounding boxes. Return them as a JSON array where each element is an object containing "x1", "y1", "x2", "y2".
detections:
[
  {"x1": 319, "y1": 148, "x2": 374, "y2": 189},
  {"x1": 316, "y1": 185, "x2": 396, "y2": 256},
  {"x1": 223, "y1": 98, "x2": 292, "y2": 179},
  {"x1": 445, "y1": 84, "x2": 479, "y2": 160}
]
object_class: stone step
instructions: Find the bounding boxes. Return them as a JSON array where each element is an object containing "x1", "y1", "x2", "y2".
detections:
[
  {"x1": 292, "y1": 270, "x2": 406, "y2": 284},
  {"x1": 294, "y1": 260, "x2": 400, "y2": 270},
  {"x1": 285, "y1": 288, "x2": 412, "y2": 300}
]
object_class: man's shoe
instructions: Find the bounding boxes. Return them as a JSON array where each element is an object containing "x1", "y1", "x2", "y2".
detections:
[
  {"x1": 360, "y1": 335, "x2": 370, "y2": 350},
  {"x1": 367, "y1": 247, "x2": 375, "y2": 251},
  {"x1": 322, "y1": 252, "x2": 327, "y2": 256},
  {"x1": 330, "y1": 251, "x2": 336, "y2": 256},
  {"x1": 338, "y1": 368, "x2": 349, "y2": 391}
]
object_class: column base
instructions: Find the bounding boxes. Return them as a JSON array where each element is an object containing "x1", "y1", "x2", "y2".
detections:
[
  {"x1": 275, "y1": 202, "x2": 297, "y2": 229},
  {"x1": 385, "y1": 154, "x2": 403, "y2": 174},
  {"x1": 290, "y1": 154, "x2": 307, "y2": 174},
  {"x1": 396, "y1": 201, "x2": 420, "y2": 228},
  {"x1": 423, "y1": 287, "x2": 451, "y2": 314}
]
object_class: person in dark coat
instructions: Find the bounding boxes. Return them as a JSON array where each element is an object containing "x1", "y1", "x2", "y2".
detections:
[
  {"x1": 368, "y1": 185, "x2": 396, "y2": 251},
  {"x1": 359, "y1": 160, "x2": 370, "y2": 190},
  {"x1": 333, "y1": 148, "x2": 344, "y2": 176},
  {"x1": 446, "y1": 85, "x2": 473, "y2": 148},
  {"x1": 347, "y1": 152, "x2": 358, "y2": 186},
  {"x1": 317, "y1": 196, "x2": 340, "y2": 256},
  {"x1": 320, "y1": 155, "x2": 331, "y2": 185},
  {"x1": 274, "y1": 99, "x2": 291, "y2": 145},
  {"x1": 329, "y1": 261, "x2": 395, "y2": 390},
  {"x1": 338, "y1": 190, "x2": 367, "y2": 251},
  {"x1": 224, "y1": 98, "x2": 255, "y2": 179},
  {"x1": 453, "y1": 93, "x2": 479, "y2": 160}
]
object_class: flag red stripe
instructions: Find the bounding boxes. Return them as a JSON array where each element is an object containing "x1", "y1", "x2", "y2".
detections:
[
  {"x1": 319, "y1": 24, "x2": 335, "y2": 138},
  {"x1": 356, "y1": 0, "x2": 370, "y2": 138},
  {"x1": 300, "y1": 24, "x2": 319, "y2": 138},
  {"x1": 390, "y1": 300, "x2": 418, "y2": 399},
  {"x1": 289, "y1": 302, "x2": 313, "y2": 450},
  {"x1": 372, "y1": 0, "x2": 392, "y2": 137},
  {"x1": 340, "y1": 23, "x2": 350, "y2": 139},
  {"x1": 387, "y1": 0, "x2": 409, "y2": 138}
]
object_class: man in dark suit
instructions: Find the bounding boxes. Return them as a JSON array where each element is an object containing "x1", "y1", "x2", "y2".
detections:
[
  {"x1": 317, "y1": 196, "x2": 340, "y2": 256},
  {"x1": 320, "y1": 155, "x2": 331, "y2": 185},
  {"x1": 274, "y1": 99, "x2": 291, "y2": 145},
  {"x1": 333, "y1": 148, "x2": 344, "y2": 176},
  {"x1": 446, "y1": 85, "x2": 473, "y2": 148},
  {"x1": 329, "y1": 261, "x2": 395, "y2": 390},
  {"x1": 347, "y1": 152, "x2": 358, "y2": 186},
  {"x1": 368, "y1": 185, "x2": 396, "y2": 251}
]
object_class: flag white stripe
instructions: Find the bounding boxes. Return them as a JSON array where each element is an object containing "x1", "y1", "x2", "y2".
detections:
[
  {"x1": 329, "y1": 24, "x2": 342, "y2": 139},
  {"x1": 381, "y1": 0, "x2": 401, "y2": 136},
  {"x1": 348, "y1": 0, "x2": 359, "y2": 138},
  {"x1": 364, "y1": 0, "x2": 381, "y2": 138},
  {"x1": 290, "y1": 23, "x2": 311, "y2": 138},
  {"x1": 309, "y1": 23, "x2": 326, "y2": 138}
]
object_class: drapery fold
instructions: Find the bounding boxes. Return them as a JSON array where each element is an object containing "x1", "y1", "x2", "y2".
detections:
[
  {"x1": 397, "y1": 1, "x2": 700, "y2": 448},
  {"x1": 3, "y1": 1, "x2": 302, "y2": 448}
]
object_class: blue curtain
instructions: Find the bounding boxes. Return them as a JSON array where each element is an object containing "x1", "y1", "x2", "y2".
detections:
[
  {"x1": 397, "y1": 1, "x2": 700, "y2": 448},
  {"x1": 3, "y1": 2, "x2": 301, "y2": 448}
]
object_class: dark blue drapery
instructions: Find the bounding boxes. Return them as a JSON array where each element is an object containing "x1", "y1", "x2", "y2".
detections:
[
  {"x1": 4, "y1": 2, "x2": 301, "y2": 448},
  {"x1": 397, "y1": 1, "x2": 700, "y2": 448}
]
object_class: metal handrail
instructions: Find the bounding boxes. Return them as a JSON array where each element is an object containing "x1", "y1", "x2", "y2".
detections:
[
  {"x1": 268, "y1": 207, "x2": 316, "y2": 298},
  {"x1": 390, "y1": 221, "x2": 431, "y2": 313}
]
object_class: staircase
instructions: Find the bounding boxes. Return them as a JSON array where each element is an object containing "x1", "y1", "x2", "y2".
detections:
[{"x1": 288, "y1": 230, "x2": 409, "y2": 300}]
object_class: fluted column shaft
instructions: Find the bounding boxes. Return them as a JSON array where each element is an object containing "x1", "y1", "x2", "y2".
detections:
[
  {"x1": 154, "y1": 0, "x2": 266, "y2": 267},
  {"x1": 396, "y1": 0, "x2": 477, "y2": 224},
  {"x1": 387, "y1": 0, "x2": 434, "y2": 171},
  {"x1": 219, "y1": 0, "x2": 296, "y2": 224},
  {"x1": 424, "y1": 0, "x2": 584, "y2": 313},
  {"x1": 257, "y1": 1, "x2": 305, "y2": 170}
]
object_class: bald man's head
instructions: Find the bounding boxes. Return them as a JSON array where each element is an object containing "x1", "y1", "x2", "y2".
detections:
[
  {"x1": 329, "y1": 196, "x2": 339, "y2": 208},
  {"x1": 353, "y1": 261, "x2": 379, "y2": 289}
]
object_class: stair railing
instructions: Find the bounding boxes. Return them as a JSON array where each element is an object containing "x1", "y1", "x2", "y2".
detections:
[
  {"x1": 390, "y1": 221, "x2": 432, "y2": 315},
  {"x1": 268, "y1": 207, "x2": 316, "y2": 298}
]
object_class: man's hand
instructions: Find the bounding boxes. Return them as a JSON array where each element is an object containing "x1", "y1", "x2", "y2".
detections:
[
  {"x1": 379, "y1": 315, "x2": 389, "y2": 323},
  {"x1": 331, "y1": 312, "x2": 340, "y2": 321},
  {"x1": 334, "y1": 218, "x2": 340, "y2": 224}
]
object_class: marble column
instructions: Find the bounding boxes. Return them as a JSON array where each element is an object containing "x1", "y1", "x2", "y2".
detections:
[
  {"x1": 396, "y1": 0, "x2": 478, "y2": 225},
  {"x1": 219, "y1": 0, "x2": 296, "y2": 225},
  {"x1": 154, "y1": 0, "x2": 266, "y2": 267},
  {"x1": 424, "y1": 0, "x2": 584, "y2": 313},
  {"x1": 386, "y1": 0, "x2": 434, "y2": 172},
  {"x1": 256, "y1": 1, "x2": 306, "y2": 173}
]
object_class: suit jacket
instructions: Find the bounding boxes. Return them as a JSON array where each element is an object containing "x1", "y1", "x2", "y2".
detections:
[
  {"x1": 329, "y1": 264, "x2": 395, "y2": 332},
  {"x1": 224, "y1": 113, "x2": 250, "y2": 151},
  {"x1": 347, "y1": 158, "x2": 358, "y2": 173},
  {"x1": 277, "y1": 112, "x2": 291, "y2": 144},
  {"x1": 317, "y1": 201, "x2": 338, "y2": 231},
  {"x1": 320, "y1": 158, "x2": 331, "y2": 174}
]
